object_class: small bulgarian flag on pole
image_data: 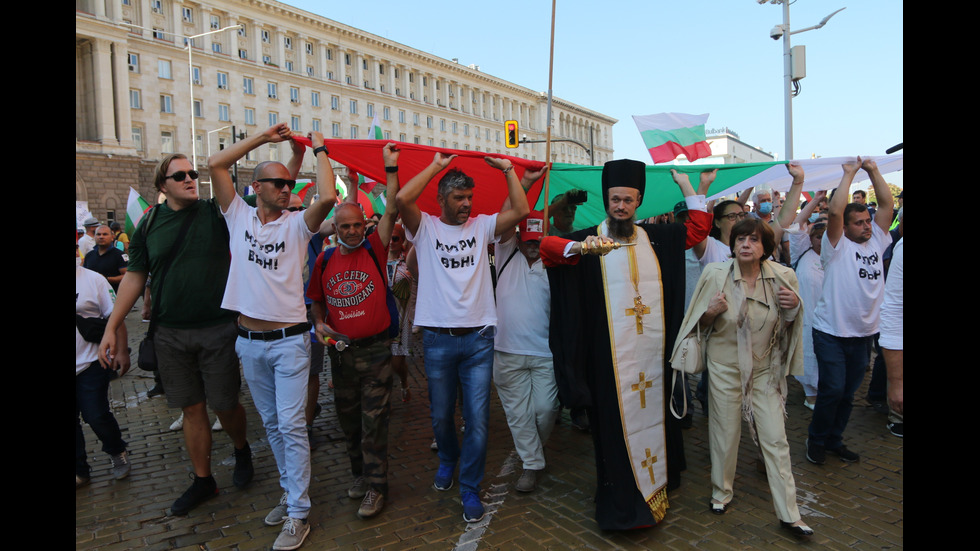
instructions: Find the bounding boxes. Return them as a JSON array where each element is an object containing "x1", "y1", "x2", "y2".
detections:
[
  {"x1": 633, "y1": 112, "x2": 713, "y2": 164},
  {"x1": 125, "y1": 187, "x2": 151, "y2": 236},
  {"x1": 358, "y1": 114, "x2": 385, "y2": 198}
]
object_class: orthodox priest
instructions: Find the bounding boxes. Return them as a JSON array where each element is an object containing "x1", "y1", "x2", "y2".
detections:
[{"x1": 540, "y1": 159, "x2": 711, "y2": 530}]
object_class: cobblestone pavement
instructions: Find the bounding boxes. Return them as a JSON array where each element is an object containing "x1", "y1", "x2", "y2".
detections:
[{"x1": 77, "y1": 312, "x2": 902, "y2": 550}]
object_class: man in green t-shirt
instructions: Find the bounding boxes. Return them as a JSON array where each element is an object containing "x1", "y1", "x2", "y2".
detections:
[{"x1": 100, "y1": 153, "x2": 254, "y2": 517}]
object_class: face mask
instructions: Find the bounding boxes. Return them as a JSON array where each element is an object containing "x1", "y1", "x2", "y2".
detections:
[
  {"x1": 338, "y1": 237, "x2": 366, "y2": 250},
  {"x1": 758, "y1": 202, "x2": 773, "y2": 215},
  {"x1": 808, "y1": 213, "x2": 820, "y2": 223}
]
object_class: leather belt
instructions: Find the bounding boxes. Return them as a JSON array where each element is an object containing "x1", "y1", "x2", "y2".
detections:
[
  {"x1": 347, "y1": 330, "x2": 389, "y2": 349},
  {"x1": 422, "y1": 326, "x2": 483, "y2": 336},
  {"x1": 238, "y1": 323, "x2": 312, "y2": 341}
]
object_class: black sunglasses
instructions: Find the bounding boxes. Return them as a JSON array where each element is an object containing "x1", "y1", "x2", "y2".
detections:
[
  {"x1": 166, "y1": 170, "x2": 199, "y2": 181},
  {"x1": 256, "y1": 178, "x2": 296, "y2": 191}
]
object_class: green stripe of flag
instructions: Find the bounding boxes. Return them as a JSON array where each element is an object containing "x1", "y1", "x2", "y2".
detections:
[{"x1": 639, "y1": 125, "x2": 708, "y2": 150}]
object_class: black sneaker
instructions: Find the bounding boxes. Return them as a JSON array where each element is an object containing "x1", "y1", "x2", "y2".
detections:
[
  {"x1": 233, "y1": 443, "x2": 254, "y2": 489},
  {"x1": 805, "y1": 439, "x2": 825, "y2": 465},
  {"x1": 171, "y1": 475, "x2": 218, "y2": 515},
  {"x1": 826, "y1": 445, "x2": 860, "y2": 463},
  {"x1": 147, "y1": 383, "x2": 165, "y2": 398},
  {"x1": 887, "y1": 422, "x2": 903, "y2": 438}
]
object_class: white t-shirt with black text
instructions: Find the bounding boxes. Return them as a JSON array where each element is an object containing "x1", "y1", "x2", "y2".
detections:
[
  {"x1": 406, "y1": 212, "x2": 499, "y2": 328},
  {"x1": 812, "y1": 223, "x2": 892, "y2": 338}
]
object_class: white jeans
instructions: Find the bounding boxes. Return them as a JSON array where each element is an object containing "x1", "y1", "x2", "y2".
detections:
[
  {"x1": 237, "y1": 332, "x2": 311, "y2": 519},
  {"x1": 492, "y1": 351, "x2": 559, "y2": 470}
]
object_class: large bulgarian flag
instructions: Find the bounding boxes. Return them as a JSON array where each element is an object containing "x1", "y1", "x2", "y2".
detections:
[
  {"x1": 633, "y1": 112, "x2": 713, "y2": 164},
  {"x1": 125, "y1": 187, "x2": 151, "y2": 236}
]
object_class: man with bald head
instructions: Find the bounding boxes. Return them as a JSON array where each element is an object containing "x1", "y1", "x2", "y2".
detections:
[
  {"x1": 209, "y1": 124, "x2": 337, "y2": 551},
  {"x1": 307, "y1": 143, "x2": 402, "y2": 519}
]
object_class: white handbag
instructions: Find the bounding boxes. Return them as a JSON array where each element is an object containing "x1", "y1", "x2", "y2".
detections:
[{"x1": 673, "y1": 322, "x2": 709, "y2": 375}]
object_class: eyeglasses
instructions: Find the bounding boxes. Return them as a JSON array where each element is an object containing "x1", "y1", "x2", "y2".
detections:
[
  {"x1": 166, "y1": 170, "x2": 199, "y2": 181},
  {"x1": 720, "y1": 212, "x2": 747, "y2": 222},
  {"x1": 256, "y1": 178, "x2": 296, "y2": 191}
]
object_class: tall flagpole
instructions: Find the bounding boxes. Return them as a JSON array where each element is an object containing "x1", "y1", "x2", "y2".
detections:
[{"x1": 542, "y1": 0, "x2": 557, "y2": 234}]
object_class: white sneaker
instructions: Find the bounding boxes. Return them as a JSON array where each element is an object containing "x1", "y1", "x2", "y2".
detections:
[
  {"x1": 273, "y1": 517, "x2": 310, "y2": 550},
  {"x1": 169, "y1": 413, "x2": 184, "y2": 431}
]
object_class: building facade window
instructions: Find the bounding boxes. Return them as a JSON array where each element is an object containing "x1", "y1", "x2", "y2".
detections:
[
  {"x1": 219, "y1": 103, "x2": 230, "y2": 122},
  {"x1": 193, "y1": 100, "x2": 203, "y2": 118},
  {"x1": 217, "y1": 71, "x2": 228, "y2": 89},
  {"x1": 161, "y1": 131, "x2": 173, "y2": 153},
  {"x1": 291, "y1": 115, "x2": 300, "y2": 131},
  {"x1": 243, "y1": 77, "x2": 254, "y2": 95},
  {"x1": 269, "y1": 112, "x2": 278, "y2": 126},
  {"x1": 244, "y1": 107, "x2": 255, "y2": 125},
  {"x1": 332, "y1": 122, "x2": 341, "y2": 137},
  {"x1": 290, "y1": 86, "x2": 300, "y2": 103},
  {"x1": 311, "y1": 91, "x2": 320, "y2": 107},
  {"x1": 312, "y1": 118, "x2": 321, "y2": 132},
  {"x1": 132, "y1": 126, "x2": 143, "y2": 150},
  {"x1": 129, "y1": 89, "x2": 141, "y2": 109},
  {"x1": 128, "y1": 53, "x2": 139, "y2": 73},
  {"x1": 158, "y1": 59, "x2": 171, "y2": 79},
  {"x1": 268, "y1": 82, "x2": 278, "y2": 99},
  {"x1": 331, "y1": 96, "x2": 340, "y2": 110},
  {"x1": 350, "y1": 100, "x2": 358, "y2": 114},
  {"x1": 160, "y1": 94, "x2": 173, "y2": 113}
]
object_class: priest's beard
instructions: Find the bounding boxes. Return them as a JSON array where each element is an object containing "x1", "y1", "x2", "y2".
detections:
[{"x1": 606, "y1": 214, "x2": 636, "y2": 240}]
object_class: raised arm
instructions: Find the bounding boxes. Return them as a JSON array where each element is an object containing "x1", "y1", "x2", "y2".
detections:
[
  {"x1": 826, "y1": 158, "x2": 862, "y2": 248},
  {"x1": 777, "y1": 162, "x2": 806, "y2": 228},
  {"x1": 672, "y1": 168, "x2": 713, "y2": 255},
  {"x1": 793, "y1": 190, "x2": 826, "y2": 227},
  {"x1": 498, "y1": 165, "x2": 547, "y2": 243},
  {"x1": 285, "y1": 135, "x2": 306, "y2": 179},
  {"x1": 395, "y1": 152, "x2": 456, "y2": 235},
  {"x1": 376, "y1": 142, "x2": 402, "y2": 246},
  {"x1": 862, "y1": 157, "x2": 894, "y2": 234},
  {"x1": 484, "y1": 157, "x2": 530, "y2": 237},
  {"x1": 208, "y1": 123, "x2": 293, "y2": 211},
  {"x1": 302, "y1": 131, "x2": 339, "y2": 232}
]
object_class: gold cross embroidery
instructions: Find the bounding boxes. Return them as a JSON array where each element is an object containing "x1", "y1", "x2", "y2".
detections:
[
  {"x1": 631, "y1": 372, "x2": 653, "y2": 409},
  {"x1": 626, "y1": 295, "x2": 651, "y2": 334},
  {"x1": 642, "y1": 448, "x2": 658, "y2": 485}
]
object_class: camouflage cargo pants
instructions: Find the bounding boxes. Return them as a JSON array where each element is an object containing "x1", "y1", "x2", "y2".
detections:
[{"x1": 329, "y1": 338, "x2": 393, "y2": 495}]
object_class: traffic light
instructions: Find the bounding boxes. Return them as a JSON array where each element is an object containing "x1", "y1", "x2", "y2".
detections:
[{"x1": 505, "y1": 120, "x2": 519, "y2": 148}]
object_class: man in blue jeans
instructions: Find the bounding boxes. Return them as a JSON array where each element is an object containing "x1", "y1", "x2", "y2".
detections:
[
  {"x1": 395, "y1": 151, "x2": 541, "y2": 522},
  {"x1": 807, "y1": 157, "x2": 893, "y2": 465}
]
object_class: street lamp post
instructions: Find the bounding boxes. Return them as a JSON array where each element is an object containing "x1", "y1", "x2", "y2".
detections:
[
  {"x1": 760, "y1": 1, "x2": 845, "y2": 160},
  {"x1": 120, "y1": 23, "x2": 242, "y2": 169}
]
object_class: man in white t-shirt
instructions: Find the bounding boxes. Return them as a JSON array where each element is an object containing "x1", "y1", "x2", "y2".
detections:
[
  {"x1": 806, "y1": 157, "x2": 893, "y2": 466},
  {"x1": 208, "y1": 124, "x2": 337, "y2": 551},
  {"x1": 492, "y1": 211, "x2": 558, "y2": 494},
  {"x1": 394, "y1": 151, "x2": 538, "y2": 523}
]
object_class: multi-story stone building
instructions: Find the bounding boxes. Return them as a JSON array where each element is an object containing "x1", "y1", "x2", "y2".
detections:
[{"x1": 75, "y1": 0, "x2": 616, "y2": 225}]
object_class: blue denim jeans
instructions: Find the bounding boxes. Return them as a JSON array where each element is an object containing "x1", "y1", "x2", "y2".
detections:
[
  {"x1": 76, "y1": 361, "x2": 126, "y2": 478},
  {"x1": 237, "y1": 332, "x2": 311, "y2": 519},
  {"x1": 808, "y1": 329, "x2": 872, "y2": 449},
  {"x1": 423, "y1": 327, "x2": 495, "y2": 495}
]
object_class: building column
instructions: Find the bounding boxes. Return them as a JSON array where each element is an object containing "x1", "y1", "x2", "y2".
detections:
[
  {"x1": 91, "y1": 38, "x2": 119, "y2": 146},
  {"x1": 112, "y1": 40, "x2": 133, "y2": 148}
]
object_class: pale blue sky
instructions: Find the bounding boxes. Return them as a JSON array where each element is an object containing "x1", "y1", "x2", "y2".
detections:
[{"x1": 287, "y1": 0, "x2": 903, "y2": 186}]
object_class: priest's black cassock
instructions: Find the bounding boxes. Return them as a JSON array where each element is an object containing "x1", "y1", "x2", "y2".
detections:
[{"x1": 543, "y1": 202, "x2": 710, "y2": 530}]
